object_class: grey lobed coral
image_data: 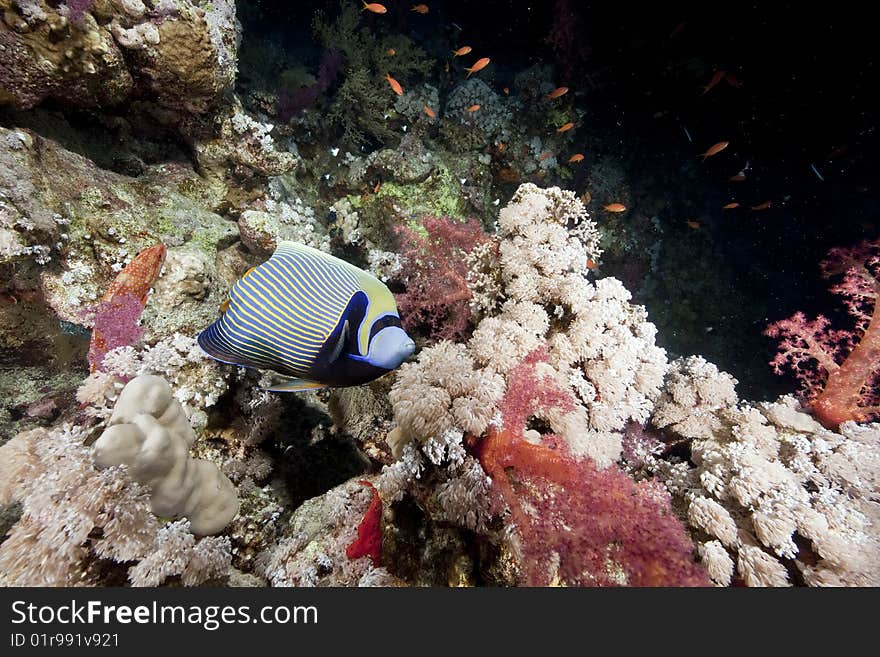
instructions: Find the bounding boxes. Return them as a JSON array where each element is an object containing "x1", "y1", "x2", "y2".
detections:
[{"x1": 93, "y1": 374, "x2": 239, "y2": 535}]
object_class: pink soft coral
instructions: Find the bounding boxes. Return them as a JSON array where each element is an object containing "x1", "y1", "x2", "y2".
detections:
[
  {"x1": 765, "y1": 239, "x2": 880, "y2": 429},
  {"x1": 393, "y1": 217, "x2": 489, "y2": 341},
  {"x1": 470, "y1": 348, "x2": 709, "y2": 587}
]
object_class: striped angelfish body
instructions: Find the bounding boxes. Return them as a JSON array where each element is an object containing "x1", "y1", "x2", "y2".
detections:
[{"x1": 198, "y1": 242, "x2": 404, "y2": 387}]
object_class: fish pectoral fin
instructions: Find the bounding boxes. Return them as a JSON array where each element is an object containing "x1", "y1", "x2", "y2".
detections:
[
  {"x1": 328, "y1": 320, "x2": 349, "y2": 364},
  {"x1": 263, "y1": 378, "x2": 328, "y2": 393}
]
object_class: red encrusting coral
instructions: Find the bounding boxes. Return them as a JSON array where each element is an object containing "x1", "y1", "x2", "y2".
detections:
[
  {"x1": 765, "y1": 239, "x2": 880, "y2": 429},
  {"x1": 471, "y1": 348, "x2": 709, "y2": 587},
  {"x1": 393, "y1": 217, "x2": 490, "y2": 341},
  {"x1": 345, "y1": 480, "x2": 382, "y2": 567}
]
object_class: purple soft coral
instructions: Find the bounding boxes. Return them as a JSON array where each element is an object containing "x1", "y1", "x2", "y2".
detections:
[
  {"x1": 65, "y1": 0, "x2": 94, "y2": 24},
  {"x1": 278, "y1": 50, "x2": 343, "y2": 120}
]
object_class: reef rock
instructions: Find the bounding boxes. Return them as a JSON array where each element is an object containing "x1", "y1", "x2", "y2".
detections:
[
  {"x1": 0, "y1": 0, "x2": 239, "y2": 114},
  {"x1": 0, "y1": 125, "x2": 237, "y2": 339}
]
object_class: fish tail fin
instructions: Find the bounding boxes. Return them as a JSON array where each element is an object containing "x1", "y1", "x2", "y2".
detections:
[{"x1": 197, "y1": 320, "x2": 254, "y2": 369}]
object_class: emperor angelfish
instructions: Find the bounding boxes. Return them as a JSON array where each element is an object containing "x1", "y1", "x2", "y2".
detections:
[{"x1": 197, "y1": 241, "x2": 415, "y2": 392}]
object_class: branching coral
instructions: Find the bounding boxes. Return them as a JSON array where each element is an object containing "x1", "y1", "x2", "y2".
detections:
[
  {"x1": 391, "y1": 184, "x2": 666, "y2": 471},
  {"x1": 385, "y1": 185, "x2": 682, "y2": 583},
  {"x1": 474, "y1": 425, "x2": 708, "y2": 586},
  {"x1": 393, "y1": 217, "x2": 490, "y2": 341}
]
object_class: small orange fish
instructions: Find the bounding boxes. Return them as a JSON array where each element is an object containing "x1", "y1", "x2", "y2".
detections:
[
  {"x1": 362, "y1": 2, "x2": 387, "y2": 13},
  {"x1": 568, "y1": 153, "x2": 584, "y2": 163},
  {"x1": 751, "y1": 201, "x2": 772, "y2": 211},
  {"x1": 538, "y1": 152, "x2": 553, "y2": 161},
  {"x1": 686, "y1": 220, "x2": 701, "y2": 230},
  {"x1": 580, "y1": 191, "x2": 592, "y2": 205},
  {"x1": 385, "y1": 73, "x2": 403, "y2": 96},
  {"x1": 502, "y1": 87, "x2": 510, "y2": 95},
  {"x1": 387, "y1": 48, "x2": 396, "y2": 56},
  {"x1": 497, "y1": 142, "x2": 505, "y2": 152},
  {"x1": 423, "y1": 105, "x2": 436, "y2": 118},
  {"x1": 701, "y1": 70, "x2": 726, "y2": 95},
  {"x1": 722, "y1": 202, "x2": 739, "y2": 209},
  {"x1": 411, "y1": 4, "x2": 429, "y2": 13},
  {"x1": 452, "y1": 46, "x2": 472, "y2": 57},
  {"x1": 219, "y1": 298, "x2": 230, "y2": 314},
  {"x1": 557, "y1": 122, "x2": 574, "y2": 132},
  {"x1": 586, "y1": 258, "x2": 600, "y2": 271},
  {"x1": 465, "y1": 57, "x2": 491, "y2": 77},
  {"x1": 700, "y1": 140, "x2": 729, "y2": 160},
  {"x1": 373, "y1": 181, "x2": 382, "y2": 194},
  {"x1": 466, "y1": 104, "x2": 481, "y2": 112},
  {"x1": 548, "y1": 86, "x2": 569, "y2": 100},
  {"x1": 729, "y1": 173, "x2": 746, "y2": 182},
  {"x1": 604, "y1": 203, "x2": 627, "y2": 212}
]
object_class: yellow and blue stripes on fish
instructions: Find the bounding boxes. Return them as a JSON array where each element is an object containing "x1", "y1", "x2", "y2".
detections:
[{"x1": 197, "y1": 241, "x2": 416, "y2": 389}]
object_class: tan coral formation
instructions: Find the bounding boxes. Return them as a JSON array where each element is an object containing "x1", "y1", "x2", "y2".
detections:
[
  {"x1": 93, "y1": 374, "x2": 239, "y2": 535},
  {"x1": 0, "y1": 0, "x2": 238, "y2": 113},
  {"x1": 651, "y1": 357, "x2": 880, "y2": 586}
]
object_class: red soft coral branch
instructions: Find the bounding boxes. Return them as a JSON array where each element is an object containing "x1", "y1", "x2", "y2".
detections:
[
  {"x1": 393, "y1": 217, "x2": 489, "y2": 341},
  {"x1": 765, "y1": 240, "x2": 880, "y2": 429},
  {"x1": 345, "y1": 481, "x2": 382, "y2": 567},
  {"x1": 470, "y1": 348, "x2": 708, "y2": 587}
]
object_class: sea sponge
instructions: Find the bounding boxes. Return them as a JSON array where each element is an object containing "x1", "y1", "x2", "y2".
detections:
[{"x1": 93, "y1": 375, "x2": 239, "y2": 535}]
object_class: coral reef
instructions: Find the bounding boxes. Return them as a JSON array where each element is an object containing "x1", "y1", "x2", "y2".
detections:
[{"x1": 1, "y1": 0, "x2": 875, "y2": 591}]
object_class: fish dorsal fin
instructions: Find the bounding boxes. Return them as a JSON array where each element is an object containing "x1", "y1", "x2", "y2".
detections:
[
  {"x1": 328, "y1": 319, "x2": 349, "y2": 364},
  {"x1": 263, "y1": 378, "x2": 327, "y2": 393}
]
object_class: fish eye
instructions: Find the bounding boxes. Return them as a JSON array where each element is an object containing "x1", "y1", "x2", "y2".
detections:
[{"x1": 369, "y1": 314, "x2": 403, "y2": 341}]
